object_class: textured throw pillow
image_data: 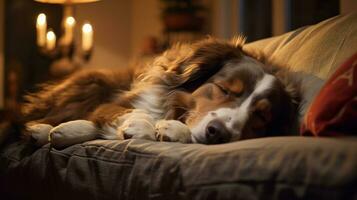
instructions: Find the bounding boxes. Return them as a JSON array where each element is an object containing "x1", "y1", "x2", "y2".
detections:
[{"x1": 301, "y1": 52, "x2": 357, "y2": 136}]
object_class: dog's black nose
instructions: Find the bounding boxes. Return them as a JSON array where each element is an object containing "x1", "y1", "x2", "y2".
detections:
[{"x1": 205, "y1": 120, "x2": 231, "y2": 144}]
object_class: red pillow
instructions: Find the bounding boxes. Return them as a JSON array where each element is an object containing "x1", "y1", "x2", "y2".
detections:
[{"x1": 301, "y1": 52, "x2": 357, "y2": 136}]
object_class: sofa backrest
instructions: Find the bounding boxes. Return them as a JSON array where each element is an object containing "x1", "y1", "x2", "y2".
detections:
[{"x1": 243, "y1": 12, "x2": 357, "y2": 80}]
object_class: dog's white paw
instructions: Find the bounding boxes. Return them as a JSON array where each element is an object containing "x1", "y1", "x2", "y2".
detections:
[
  {"x1": 50, "y1": 120, "x2": 98, "y2": 149},
  {"x1": 117, "y1": 118, "x2": 156, "y2": 140},
  {"x1": 27, "y1": 123, "x2": 53, "y2": 146},
  {"x1": 109, "y1": 109, "x2": 156, "y2": 141},
  {"x1": 155, "y1": 120, "x2": 191, "y2": 143},
  {"x1": 113, "y1": 109, "x2": 156, "y2": 125}
]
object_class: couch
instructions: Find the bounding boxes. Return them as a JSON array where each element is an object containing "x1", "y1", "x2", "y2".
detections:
[{"x1": 1, "y1": 13, "x2": 356, "y2": 200}]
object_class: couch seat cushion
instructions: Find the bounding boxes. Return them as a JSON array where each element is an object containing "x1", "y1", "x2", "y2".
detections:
[{"x1": 1, "y1": 137, "x2": 356, "y2": 199}]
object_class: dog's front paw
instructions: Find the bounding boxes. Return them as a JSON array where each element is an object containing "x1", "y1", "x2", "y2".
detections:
[
  {"x1": 113, "y1": 109, "x2": 157, "y2": 141},
  {"x1": 155, "y1": 120, "x2": 191, "y2": 143},
  {"x1": 27, "y1": 123, "x2": 53, "y2": 146},
  {"x1": 50, "y1": 120, "x2": 98, "y2": 149},
  {"x1": 118, "y1": 118, "x2": 156, "y2": 140}
]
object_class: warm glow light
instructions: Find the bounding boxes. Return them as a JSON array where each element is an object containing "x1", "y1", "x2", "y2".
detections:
[
  {"x1": 82, "y1": 23, "x2": 93, "y2": 51},
  {"x1": 36, "y1": 13, "x2": 47, "y2": 47},
  {"x1": 46, "y1": 30, "x2": 56, "y2": 50},
  {"x1": 63, "y1": 16, "x2": 76, "y2": 44},
  {"x1": 47, "y1": 31, "x2": 55, "y2": 40},
  {"x1": 82, "y1": 23, "x2": 92, "y2": 33},
  {"x1": 37, "y1": 13, "x2": 46, "y2": 26},
  {"x1": 66, "y1": 16, "x2": 75, "y2": 26}
]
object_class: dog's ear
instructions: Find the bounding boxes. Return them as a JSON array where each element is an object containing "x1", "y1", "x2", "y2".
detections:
[
  {"x1": 158, "y1": 38, "x2": 246, "y2": 92},
  {"x1": 165, "y1": 91, "x2": 195, "y2": 121},
  {"x1": 265, "y1": 70, "x2": 301, "y2": 135},
  {"x1": 181, "y1": 42, "x2": 243, "y2": 91},
  {"x1": 275, "y1": 70, "x2": 301, "y2": 106}
]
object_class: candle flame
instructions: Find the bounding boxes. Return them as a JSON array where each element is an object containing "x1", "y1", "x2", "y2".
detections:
[
  {"x1": 37, "y1": 13, "x2": 46, "y2": 26},
  {"x1": 66, "y1": 16, "x2": 75, "y2": 26},
  {"x1": 82, "y1": 23, "x2": 93, "y2": 33},
  {"x1": 47, "y1": 30, "x2": 55, "y2": 41}
]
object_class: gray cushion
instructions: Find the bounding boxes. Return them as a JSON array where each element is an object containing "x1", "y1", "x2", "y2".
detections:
[{"x1": 1, "y1": 137, "x2": 357, "y2": 199}]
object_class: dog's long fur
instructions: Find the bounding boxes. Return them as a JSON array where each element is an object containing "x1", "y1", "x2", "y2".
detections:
[
  {"x1": 21, "y1": 37, "x2": 301, "y2": 146},
  {"x1": 23, "y1": 38, "x2": 240, "y2": 121}
]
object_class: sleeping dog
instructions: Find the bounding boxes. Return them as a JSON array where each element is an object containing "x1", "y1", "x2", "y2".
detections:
[{"x1": 23, "y1": 36, "x2": 300, "y2": 148}]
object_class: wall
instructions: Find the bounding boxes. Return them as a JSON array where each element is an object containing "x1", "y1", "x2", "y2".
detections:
[
  {"x1": 75, "y1": 0, "x2": 132, "y2": 68},
  {"x1": 0, "y1": 0, "x2": 4, "y2": 108},
  {"x1": 73, "y1": 0, "x2": 233, "y2": 68},
  {"x1": 210, "y1": 0, "x2": 239, "y2": 39},
  {"x1": 340, "y1": 0, "x2": 357, "y2": 14},
  {"x1": 67, "y1": 0, "x2": 355, "y2": 70},
  {"x1": 74, "y1": 0, "x2": 163, "y2": 67},
  {"x1": 272, "y1": 0, "x2": 286, "y2": 36},
  {"x1": 131, "y1": 0, "x2": 162, "y2": 58}
]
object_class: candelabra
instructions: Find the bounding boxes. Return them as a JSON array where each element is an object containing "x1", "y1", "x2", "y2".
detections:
[{"x1": 35, "y1": 0, "x2": 99, "y2": 77}]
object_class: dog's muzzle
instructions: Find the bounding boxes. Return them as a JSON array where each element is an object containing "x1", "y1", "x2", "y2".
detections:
[{"x1": 205, "y1": 119, "x2": 232, "y2": 144}]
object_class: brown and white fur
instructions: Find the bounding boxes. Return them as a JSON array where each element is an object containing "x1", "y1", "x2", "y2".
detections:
[{"x1": 22, "y1": 36, "x2": 300, "y2": 148}]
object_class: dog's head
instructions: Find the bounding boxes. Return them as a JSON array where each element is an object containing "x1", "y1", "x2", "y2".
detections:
[{"x1": 167, "y1": 37, "x2": 300, "y2": 144}]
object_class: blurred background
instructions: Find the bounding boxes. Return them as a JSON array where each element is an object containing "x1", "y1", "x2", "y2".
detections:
[{"x1": 0, "y1": 0, "x2": 355, "y2": 114}]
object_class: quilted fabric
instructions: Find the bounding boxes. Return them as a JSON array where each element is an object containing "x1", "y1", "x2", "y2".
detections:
[{"x1": 1, "y1": 137, "x2": 357, "y2": 200}]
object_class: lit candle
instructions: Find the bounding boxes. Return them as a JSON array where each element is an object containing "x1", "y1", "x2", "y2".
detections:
[
  {"x1": 64, "y1": 16, "x2": 75, "y2": 45},
  {"x1": 46, "y1": 30, "x2": 56, "y2": 51},
  {"x1": 36, "y1": 13, "x2": 47, "y2": 47},
  {"x1": 82, "y1": 23, "x2": 93, "y2": 52}
]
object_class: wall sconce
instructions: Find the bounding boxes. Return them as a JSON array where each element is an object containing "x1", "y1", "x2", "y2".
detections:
[{"x1": 34, "y1": 0, "x2": 99, "y2": 64}]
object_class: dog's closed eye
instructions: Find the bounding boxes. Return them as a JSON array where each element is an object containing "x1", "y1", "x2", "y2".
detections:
[
  {"x1": 193, "y1": 83, "x2": 232, "y2": 100},
  {"x1": 214, "y1": 79, "x2": 244, "y2": 97},
  {"x1": 213, "y1": 83, "x2": 230, "y2": 95}
]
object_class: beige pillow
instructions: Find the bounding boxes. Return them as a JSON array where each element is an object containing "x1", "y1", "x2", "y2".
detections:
[{"x1": 243, "y1": 12, "x2": 357, "y2": 80}]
